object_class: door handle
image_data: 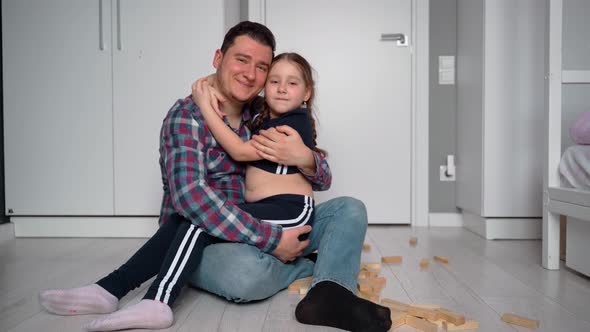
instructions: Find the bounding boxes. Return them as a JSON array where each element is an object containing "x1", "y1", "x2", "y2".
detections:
[
  {"x1": 116, "y1": 0, "x2": 122, "y2": 50},
  {"x1": 98, "y1": 0, "x2": 104, "y2": 50},
  {"x1": 380, "y1": 33, "x2": 408, "y2": 46}
]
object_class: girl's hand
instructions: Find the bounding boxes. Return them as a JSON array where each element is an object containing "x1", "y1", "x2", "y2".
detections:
[
  {"x1": 191, "y1": 76, "x2": 226, "y2": 118},
  {"x1": 252, "y1": 125, "x2": 314, "y2": 170}
]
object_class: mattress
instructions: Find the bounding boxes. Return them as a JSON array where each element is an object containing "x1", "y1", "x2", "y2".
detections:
[{"x1": 560, "y1": 145, "x2": 590, "y2": 190}]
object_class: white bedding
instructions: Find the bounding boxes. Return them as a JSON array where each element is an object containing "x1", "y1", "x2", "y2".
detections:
[{"x1": 560, "y1": 145, "x2": 590, "y2": 190}]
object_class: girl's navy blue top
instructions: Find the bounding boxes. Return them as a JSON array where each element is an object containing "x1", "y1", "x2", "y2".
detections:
[{"x1": 250, "y1": 107, "x2": 314, "y2": 175}]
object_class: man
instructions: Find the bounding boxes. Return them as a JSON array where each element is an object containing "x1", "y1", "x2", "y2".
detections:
[
  {"x1": 40, "y1": 21, "x2": 392, "y2": 332},
  {"x1": 184, "y1": 21, "x2": 391, "y2": 332}
]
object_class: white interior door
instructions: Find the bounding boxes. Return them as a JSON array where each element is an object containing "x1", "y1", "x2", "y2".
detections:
[
  {"x1": 2, "y1": 0, "x2": 114, "y2": 215},
  {"x1": 263, "y1": 0, "x2": 412, "y2": 223},
  {"x1": 112, "y1": 0, "x2": 224, "y2": 215}
]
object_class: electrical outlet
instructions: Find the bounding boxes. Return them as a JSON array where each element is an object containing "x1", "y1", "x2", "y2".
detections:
[{"x1": 440, "y1": 165, "x2": 455, "y2": 181}]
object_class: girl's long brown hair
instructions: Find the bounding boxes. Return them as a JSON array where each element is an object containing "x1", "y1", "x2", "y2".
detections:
[{"x1": 252, "y1": 52, "x2": 327, "y2": 157}]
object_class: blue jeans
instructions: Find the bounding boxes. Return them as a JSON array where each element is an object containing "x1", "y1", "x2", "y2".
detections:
[{"x1": 188, "y1": 196, "x2": 367, "y2": 303}]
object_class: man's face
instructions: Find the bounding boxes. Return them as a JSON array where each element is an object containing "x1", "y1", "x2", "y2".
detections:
[{"x1": 213, "y1": 35, "x2": 273, "y2": 105}]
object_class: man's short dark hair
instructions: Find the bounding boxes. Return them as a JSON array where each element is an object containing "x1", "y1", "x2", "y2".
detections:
[{"x1": 220, "y1": 21, "x2": 276, "y2": 56}]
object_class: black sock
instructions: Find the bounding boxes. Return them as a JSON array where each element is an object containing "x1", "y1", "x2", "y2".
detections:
[{"x1": 295, "y1": 281, "x2": 392, "y2": 332}]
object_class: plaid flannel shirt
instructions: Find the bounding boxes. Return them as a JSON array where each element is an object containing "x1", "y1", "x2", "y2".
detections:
[{"x1": 158, "y1": 96, "x2": 331, "y2": 253}]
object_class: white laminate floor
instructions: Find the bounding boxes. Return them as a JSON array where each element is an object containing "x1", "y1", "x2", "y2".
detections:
[{"x1": 1, "y1": 225, "x2": 590, "y2": 332}]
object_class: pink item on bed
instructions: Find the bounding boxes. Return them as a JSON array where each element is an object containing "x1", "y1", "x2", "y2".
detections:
[
  {"x1": 560, "y1": 145, "x2": 590, "y2": 190},
  {"x1": 570, "y1": 111, "x2": 590, "y2": 145}
]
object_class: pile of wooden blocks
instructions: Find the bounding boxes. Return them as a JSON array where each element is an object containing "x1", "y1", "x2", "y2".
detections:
[
  {"x1": 288, "y1": 239, "x2": 539, "y2": 330},
  {"x1": 360, "y1": 243, "x2": 476, "y2": 330},
  {"x1": 380, "y1": 298, "x2": 478, "y2": 331},
  {"x1": 357, "y1": 263, "x2": 385, "y2": 303}
]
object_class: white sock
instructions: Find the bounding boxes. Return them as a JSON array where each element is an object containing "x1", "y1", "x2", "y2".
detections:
[
  {"x1": 84, "y1": 299, "x2": 173, "y2": 331},
  {"x1": 39, "y1": 284, "x2": 118, "y2": 315}
]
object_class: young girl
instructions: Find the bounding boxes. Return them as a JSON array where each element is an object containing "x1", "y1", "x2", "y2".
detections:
[{"x1": 194, "y1": 52, "x2": 326, "y2": 240}]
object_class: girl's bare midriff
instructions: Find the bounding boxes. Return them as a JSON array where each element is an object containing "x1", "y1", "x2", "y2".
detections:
[{"x1": 244, "y1": 166, "x2": 313, "y2": 203}]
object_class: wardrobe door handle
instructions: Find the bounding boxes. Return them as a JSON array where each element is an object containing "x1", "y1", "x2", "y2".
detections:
[
  {"x1": 98, "y1": 0, "x2": 104, "y2": 50},
  {"x1": 116, "y1": 0, "x2": 122, "y2": 50}
]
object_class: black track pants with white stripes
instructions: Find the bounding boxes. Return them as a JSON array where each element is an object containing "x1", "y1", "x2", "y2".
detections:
[
  {"x1": 141, "y1": 215, "x2": 221, "y2": 305},
  {"x1": 96, "y1": 194, "x2": 313, "y2": 307},
  {"x1": 96, "y1": 213, "x2": 221, "y2": 306}
]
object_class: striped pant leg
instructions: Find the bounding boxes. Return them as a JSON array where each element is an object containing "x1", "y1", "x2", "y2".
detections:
[
  {"x1": 143, "y1": 219, "x2": 219, "y2": 306},
  {"x1": 96, "y1": 213, "x2": 185, "y2": 299}
]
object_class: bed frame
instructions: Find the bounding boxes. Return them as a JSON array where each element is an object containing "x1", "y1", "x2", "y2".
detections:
[{"x1": 543, "y1": 0, "x2": 590, "y2": 270}]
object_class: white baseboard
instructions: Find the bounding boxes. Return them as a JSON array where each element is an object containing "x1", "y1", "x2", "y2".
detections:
[
  {"x1": 462, "y1": 212, "x2": 541, "y2": 240},
  {"x1": 0, "y1": 222, "x2": 15, "y2": 243},
  {"x1": 428, "y1": 213, "x2": 463, "y2": 227},
  {"x1": 12, "y1": 217, "x2": 159, "y2": 238}
]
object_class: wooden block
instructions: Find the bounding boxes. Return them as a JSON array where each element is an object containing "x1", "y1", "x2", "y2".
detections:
[
  {"x1": 370, "y1": 286, "x2": 383, "y2": 295},
  {"x1": 357, "y1": 279, "x2": 385, "y2": 293},
  {"x1": 299, "y1": 287, "x2": 309, "y2": 295},
  {"x1": 419, "y1": 258, "x2": 429, "y2": 268},
  {"x1": 391, "y1": 311, "x2": 407, "y2": 328},
  {"x1": 358, "y1": 284, "x2": 372, "y2": 293},
  {"x1": 362, "y1": 243, "x2": 371, "y2": 252},
  {"x1": 501, "y1": 313, "x2": 539, "y2": 329},
  {"x1": 358, "y1": 270, "x2": 370, "y2": 279},
  {"x1": 428, "y1": 319, "x2": 444, "y2": 327},
  {"x1": 288, "y1": 276, "x2": 312, "y2": 292},
  {"x1": 381, "y1": 298, "x2": 410, "y2": 312},
  {"x1": 357, "y1": 278, "x2": 370, "y2": 286},
  {"x1": 368, "y1": 277, "x2": 387, "y2": 286},
  {"x1": 410, "y1": 236, "x2": 418, "y2": 246},
  {"x1": 412, "y1": 304, "x2": 441, "y2": 310},
  {"x1": 437, "y1": 308, "x2": 465, "y2": 326},
  {"x1": 443, "y1": 320, "x2": 480, "y2": 331},
  {"x1": 358, "y1": 291, "x2": 379, "y2": 303},
  {"x1": 434, "y1": 255, "x2": 450, "y2": 264},
  {"x1": 407, "y1": 306, "x2": 440, "y2": 321},
  {"x1": 358, "y1": 279, "x2": 384, "y2": 294},
  {"x1": 361, "y1": 262, "x2": 381, "y2": 272},
  {"x1": 405, "y1": 315, "x2": 437, "y2": 332},
  {"x1": 381, "y1": 255, "x2": 403, "y2": 264},
  {"x1": 371, "y1": 283, "x2": 386, "y2": 292}
]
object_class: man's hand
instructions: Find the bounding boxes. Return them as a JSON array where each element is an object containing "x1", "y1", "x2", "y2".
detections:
[
  {"x1": 272, "y1": 226, "x2": 311, "y2": 263},
  {"x1": 251, "y1": 126, "x2": 316, "y2": 173}
]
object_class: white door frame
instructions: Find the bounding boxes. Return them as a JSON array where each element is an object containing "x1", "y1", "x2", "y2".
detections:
[{"x1": 248, "y1": 0, "x2": 429, "y2": 226}]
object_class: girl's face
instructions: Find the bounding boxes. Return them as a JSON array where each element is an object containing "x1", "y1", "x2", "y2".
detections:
[{"x1": 264, "y1": 60, "x2": 311, "y2": 117}]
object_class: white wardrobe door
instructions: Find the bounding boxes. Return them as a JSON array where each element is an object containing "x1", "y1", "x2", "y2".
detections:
[
  {"x1": 2, "y1": 0, "x2": 114, "y2": 215},
  {"x1": 112, "y1": 0, "x2": 224, "y2": 215},
  {"x1": 264, "y1": 0, "x2": 413, "y2": 223},
  {"x1": 482, "y1": 0, "x2": 545, "y2": 216}
]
